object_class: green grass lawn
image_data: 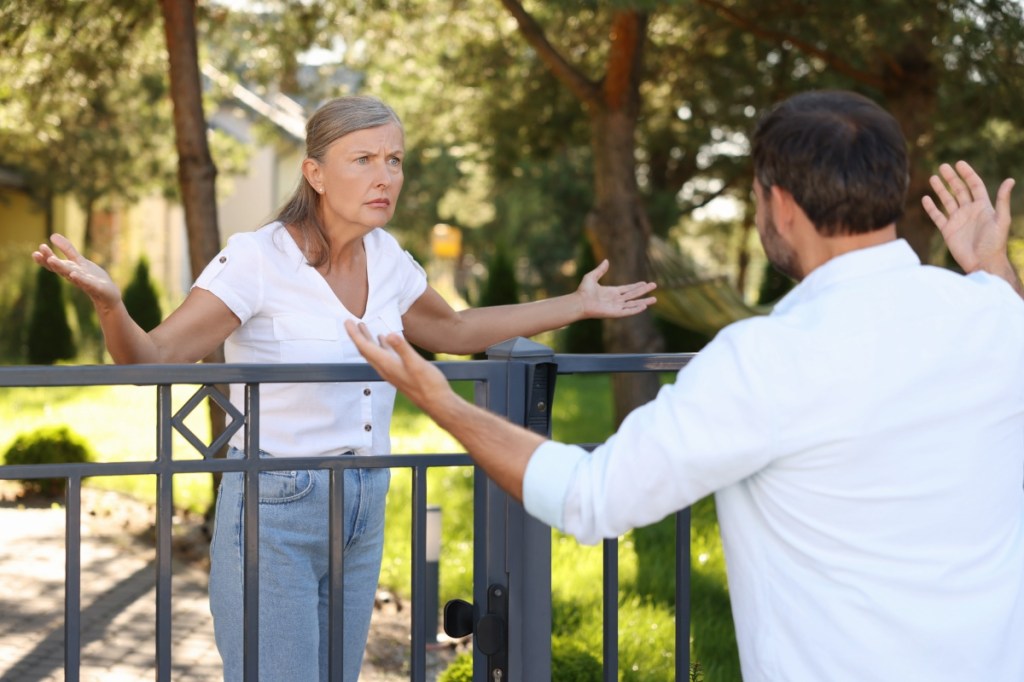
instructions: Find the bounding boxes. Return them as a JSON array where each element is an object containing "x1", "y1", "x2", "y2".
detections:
[{"x1": 0, "y1": 373, "x2": 740, "y2": 680}]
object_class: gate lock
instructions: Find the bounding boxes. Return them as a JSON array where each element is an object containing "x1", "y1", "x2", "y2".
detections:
[{"x1": 444, "y1": 584, "x2": 508, "y2": 679}]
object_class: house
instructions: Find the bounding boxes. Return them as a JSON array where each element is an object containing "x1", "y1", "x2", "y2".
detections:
[{"x1": 0, "y1": 71, "x2": 308, "y2": 304}]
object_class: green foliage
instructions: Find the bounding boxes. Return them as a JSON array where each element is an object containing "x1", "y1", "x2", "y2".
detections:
[
  {"x1": 27, "y1": 268, "x2": 76, "y2": 365},
  {"x1": 476, "y1": 241, "x2": 520, "y2": 309},
  {"x1": 2, "y1": 425, "x2": 94, "y2": 496},
  {"x1": 472, "y1": 243, "x2": 520, "y2": 359},
  {"x1": 656, "y1": 316, "x2": 712, "y2": 353},
  {"x1": 0, "y1": 1, "x2": 178, "y2": 211},
  {"x1": 563, "y1": 239, "x2": 604, "y2": 354},
  {"x1": 437, "y1": 651, "x2": 472, "y2": 682},
  {"x1": 122, "y1": 257, "x2": 163, "y2": 332},
  {"x1": 633, "y1": 515, "x2": 677, "y2": 606},
  {"x1": 550, "y1": 636, "x2": 603, "y2": 681},
  {"x1": 439, "y1": 637, "x2": 602, "y2": 682},
  {"x1": 755, "y1": 260, "x2": 794, "y2": 307},
  {"x1": 0, "y1": 248, "x2": 34, "y2": 364}
]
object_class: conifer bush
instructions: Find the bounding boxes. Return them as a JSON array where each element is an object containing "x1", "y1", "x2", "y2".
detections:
[
  {"x1": 27, "y1": 267, "x2": 76, "y2": 364},
  {"x1": 123, "y1": 257, "x2": 163, "y2": 332}
]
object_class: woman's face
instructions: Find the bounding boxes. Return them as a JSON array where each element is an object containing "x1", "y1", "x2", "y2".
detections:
[{"x1": 308, "y1": 122, "x2": 405, "y2": 232}]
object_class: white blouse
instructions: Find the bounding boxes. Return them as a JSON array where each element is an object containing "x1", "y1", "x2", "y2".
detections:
[{"x1": 193, "y1": 222, "x2": 427, "y2": 457}]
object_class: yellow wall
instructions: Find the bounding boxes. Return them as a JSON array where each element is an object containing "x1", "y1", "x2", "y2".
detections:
[
  {"x1": 0, "y1": 187, "x2": 47, "y2": 250},
  {"x1": 0, "y1": 189, "x2": 86, "y2": 258}
]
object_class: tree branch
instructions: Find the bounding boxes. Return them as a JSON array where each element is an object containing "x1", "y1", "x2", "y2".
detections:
[
  {"x1": 497, "y1": 0, "x2": 602, "y2": 107},
  {"x1": 695, "y1": 0, "x2": 886, "y2": 91}
]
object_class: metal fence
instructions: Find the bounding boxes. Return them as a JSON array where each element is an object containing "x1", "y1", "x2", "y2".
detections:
[{"x1": 0, "y1": 338, "x2": 694, "y2": 681}]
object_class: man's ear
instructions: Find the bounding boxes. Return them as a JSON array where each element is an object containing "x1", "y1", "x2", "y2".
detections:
[{"x1": 769, "y1": 185, "x2": 799, "y2": 235}]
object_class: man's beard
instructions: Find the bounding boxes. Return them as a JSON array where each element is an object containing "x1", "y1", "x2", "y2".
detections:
[{"x1": 761, "y1": 210, "x2": 801, "y2": 281}]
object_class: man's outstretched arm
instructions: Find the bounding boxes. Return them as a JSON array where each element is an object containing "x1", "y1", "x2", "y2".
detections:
[
  {"x1": 345, "y1": 319, "x2": 545, "y2": 502},
  {"x1": 922, "y1": 160, "x2": 1022, "y2": 298}
]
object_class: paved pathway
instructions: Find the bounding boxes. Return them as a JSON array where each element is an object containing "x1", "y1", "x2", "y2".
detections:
[
  {"x1": 0, "y1": 503, "x2": 222, "y2": 681},
  {"x1": 0, "y1": 489, "x2": 459, "y2": 681}
]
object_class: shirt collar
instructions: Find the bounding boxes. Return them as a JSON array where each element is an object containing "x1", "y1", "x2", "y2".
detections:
[{"x1": 772, "y1": 239, "x2": 920, "y2": 314}]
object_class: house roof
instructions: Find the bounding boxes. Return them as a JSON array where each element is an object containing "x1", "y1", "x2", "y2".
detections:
[
  {"x1": 202, "y1": 63, "x2": 307, "y2": 142},
  {"x1": 0, "y1": 166, "x2": 26, "y2": 189}
]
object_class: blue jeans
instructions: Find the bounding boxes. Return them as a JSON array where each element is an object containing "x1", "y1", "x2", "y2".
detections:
[{"x1": 209, "y1": 448, "x2": 390, "y2": 681}]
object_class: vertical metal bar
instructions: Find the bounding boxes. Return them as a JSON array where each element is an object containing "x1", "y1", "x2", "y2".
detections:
[
  {"x1": 327, "y1": 464, "x2": 346, "y2": 681},
  {"x1": 472, "y1": 370, "x2": 501, "y2": 682},
  {"x1": 243, "y1": 383, "x2": 260, "y2": 680},
  {"x1": 64, "y1": 475, "x2": 82, "y2": 682},
  {"x1": 602, "y1": 538, "x2": 619, "y2": 682},
  {"x1": 155, "y1": 384, "x2": 175, "y2": 682},
  {"x1": 409, "y1": 465, "x2": 428, "y2": 680},
  {"x1": 676, "y1": 507, "x2": 692, "y2": 681}
]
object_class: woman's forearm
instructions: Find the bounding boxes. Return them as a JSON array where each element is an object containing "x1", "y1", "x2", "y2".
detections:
[
  {"x1": 95, "y1": 300, "x2": 162, "y2": 364},
  {"x1": 444, "y1": 294, "x2": 585, "y2": 354}
]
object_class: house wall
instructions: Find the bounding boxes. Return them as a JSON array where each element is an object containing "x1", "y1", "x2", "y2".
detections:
[{"x1": 0, "y1": 187, "x2": 47, "y2": 249}]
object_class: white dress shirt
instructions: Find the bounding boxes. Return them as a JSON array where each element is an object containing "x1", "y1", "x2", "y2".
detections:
[
  {"x1": 193, "y1": 222, "x2": 427, "y2": 458},
  {"x1": 524, "y1": 239, "x2": 1024, "y2": 680}
]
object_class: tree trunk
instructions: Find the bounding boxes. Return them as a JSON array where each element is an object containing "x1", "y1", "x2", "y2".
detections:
[
  {"x1": 159, "y1": 0, "x2": 227, "y2": 514},
  {"x1": 586, "y1": 108, "x2": 664, "y2": 425},
  {"x1": 881, "y1": 37, "x2": 940, "y2": 263},
  {"x1": 498, "y1": 3, "x2": 663, "y2": 425}
]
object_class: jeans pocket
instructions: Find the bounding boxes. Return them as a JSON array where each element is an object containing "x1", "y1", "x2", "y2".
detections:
[{"x1": 258, "y1": 469, "x2": 314, "y2": 504}]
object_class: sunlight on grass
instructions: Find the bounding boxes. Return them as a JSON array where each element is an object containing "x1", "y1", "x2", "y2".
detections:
[{"x1": 1, "y1": 384, "x2": 214, "y2": 513}]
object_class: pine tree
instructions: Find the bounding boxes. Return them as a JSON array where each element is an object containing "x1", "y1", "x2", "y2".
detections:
[
  {"x1": 123, "y1": 257, "x2": 163, "y2": 332},
  {"x1": 563, "y1": 240, "x2": 604, "y2": 353},
  {"x1": 27, "y1": 268, "x2": 76, "y2": 365}
]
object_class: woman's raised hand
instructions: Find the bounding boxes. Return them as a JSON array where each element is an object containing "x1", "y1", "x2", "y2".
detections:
[
  {"x1": 576, "y1": 259, "x2": 657, "y2": 319},
  {"x1": 32, "y1": 234, "x2": 122, "y2": 310}
]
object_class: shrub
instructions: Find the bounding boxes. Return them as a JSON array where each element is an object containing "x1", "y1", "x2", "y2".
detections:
[
  {"x1": 437, "y1": 652, "x2": 472, "y2": 682},
  {"x1": 437, "y1": 637, "x2": 601, "y2": 682},
  {"x1": 563, "y1": 239, "x2": 604, "y2": 353},
  {"x1": 122, "y1": 257, "x2": 163, "y2": 332},
  {"x1": 27, "y1": 267, "x2": 76, "y2": 364},
  {"x1": 477, "y1": 241, "x2": 520, "y2": 309},
  {"x1": 474, "y1": 242, "x2": 520, "y2": 359},
  {"x1": 0, "y1": 250, "x2": 33, "y2": 364},
  {"x1": 551, "y1": 636, "x2": 602, "y2": 681},
  {"x1": 2, "y1": 425, "x2": 94, "y2": 497}
]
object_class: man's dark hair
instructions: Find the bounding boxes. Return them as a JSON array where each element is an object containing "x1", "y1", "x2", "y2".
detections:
[{"x1": 752, "y1": 90, "x2": 909, "y2": 236}]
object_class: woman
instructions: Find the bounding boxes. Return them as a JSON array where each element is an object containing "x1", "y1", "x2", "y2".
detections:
[{"x1": 32, "y1": 95, "x2": 657, "y2": 681}]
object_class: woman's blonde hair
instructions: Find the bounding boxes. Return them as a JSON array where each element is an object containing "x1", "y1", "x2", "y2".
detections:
[{"x1": 275, "y1": 95, "x2": 403, "y2": 268}]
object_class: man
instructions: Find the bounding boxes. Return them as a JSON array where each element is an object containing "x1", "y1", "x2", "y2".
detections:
[{"x1": 347, "y1": 91, "x2": 1024, "y2": 680}]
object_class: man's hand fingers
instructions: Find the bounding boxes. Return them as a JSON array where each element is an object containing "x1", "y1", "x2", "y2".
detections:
[
  {"x1": 921, "y1": 195, "x2": 947, "y2": 229},
  {"x1": 345, "y1": 320, "x2": 383, "y2": 361},
  {"x1": 380, "y1": 332, "x2": 418, "y2": 361},
  {"x1": 996, "y1": 178, "x2": 1016, "y2": 228},
  {"x1": 955, "y1": 160, "x2": 989, "y2": 204},
  {"x1": 939, "y1": 163, "x2": 972, "y2": 207},
  {"x1": 928, "y1": 173, "x2": 959, "y2": 217}
]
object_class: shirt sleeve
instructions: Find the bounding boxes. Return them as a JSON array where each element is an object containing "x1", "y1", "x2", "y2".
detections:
[
  {"x1": 523, "y1": 320, "x2": 782, "y2": 545},
  {"x1": 191, "y1": 233, "x2": 264, "y2": 325},
  {"x1": 397, "y1": 249, "x2": 428, "y2": 314}
]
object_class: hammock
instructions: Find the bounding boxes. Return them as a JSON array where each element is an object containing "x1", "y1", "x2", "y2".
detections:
[{"x1": 646, "y1": 235, "x2": 769, "y2": 338}]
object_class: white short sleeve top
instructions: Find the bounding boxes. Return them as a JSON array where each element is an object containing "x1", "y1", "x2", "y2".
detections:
[{"x1": 192, "y1": 222, "x2": 428, "y2": 457}]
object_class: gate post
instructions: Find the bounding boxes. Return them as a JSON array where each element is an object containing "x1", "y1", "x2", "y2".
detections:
[{"x1": 471, "y1": 337, "x2": 556, "y2": 681}]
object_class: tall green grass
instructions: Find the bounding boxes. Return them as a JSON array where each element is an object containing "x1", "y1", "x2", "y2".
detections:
[{"x1": 0, "y1": 374, "x2": 741, "y2": 680}]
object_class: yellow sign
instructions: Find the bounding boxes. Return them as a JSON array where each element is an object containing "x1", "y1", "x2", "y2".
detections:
[{"x1": 430, "y1": 223, "x2": 462, "y2": 259}]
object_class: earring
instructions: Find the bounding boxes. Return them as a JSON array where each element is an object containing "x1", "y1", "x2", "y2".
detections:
[{"x1": 318, "y1": 187, "x2": 324, "y2": 194}]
